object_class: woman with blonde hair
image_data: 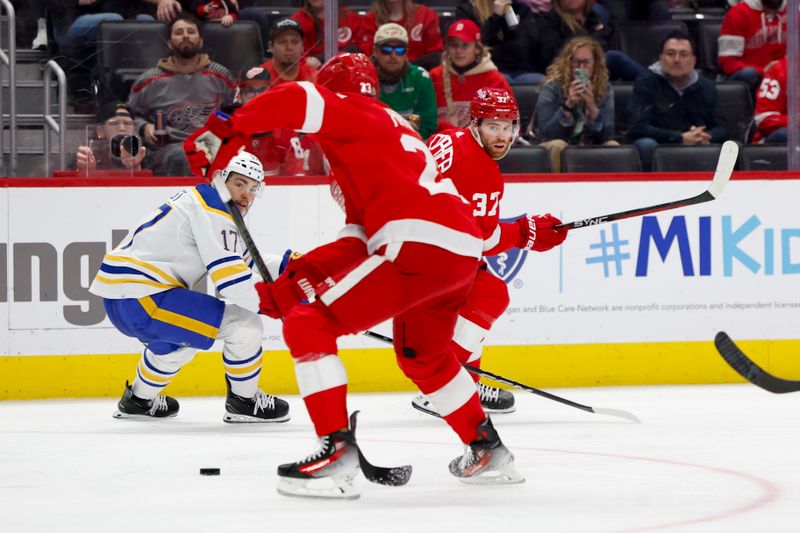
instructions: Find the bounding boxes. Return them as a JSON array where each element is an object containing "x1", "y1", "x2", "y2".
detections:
[
  {"x1": 363, "y1": 0, "x2": 443, "y2": 71},
  {"x1": 537, "y1": 0, "x2": 644, "y2": 81},
  {"x1": 531, "y1": 36, "x2": 617, "y2": 172},
  {"x1": 291, "y1": 0, "x2": 367, "y2": 68}
]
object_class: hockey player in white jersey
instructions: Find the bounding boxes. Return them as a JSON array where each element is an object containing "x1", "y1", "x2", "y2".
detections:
[{"x1": 89, "y1": 151, "x2": 291, "y2": 423}]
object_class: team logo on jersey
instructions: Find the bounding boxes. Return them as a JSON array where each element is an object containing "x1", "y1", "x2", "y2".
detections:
[
  {"x1": 338, "y1": 27, "x2": 353, "y2": 43},
  {"x1": 410, "y1": 24, "x2": 423, "y2": 42},
  {"x1": 484, "y1": 216, "x2": 528, "y2": 283}
]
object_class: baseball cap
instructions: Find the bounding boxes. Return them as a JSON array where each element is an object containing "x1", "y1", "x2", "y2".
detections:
[
  {"x1": 374, "y1": 23, "x2": 408, "y2": 45},
  {"x1": 239, "y1": 65, "x2": 270, "y2": 87},
  {"x1": 446, "y1": 19, "x2": 481, "y2": 43},
  {"x1": 97, "y1": 101, "x2": 132, "y2": 124},
  {"x1": 269, "y1": 18, "x2": 303, "y2": 42}
]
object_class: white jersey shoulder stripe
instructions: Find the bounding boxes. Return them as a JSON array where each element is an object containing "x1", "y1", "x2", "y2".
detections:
[{"x1": 297, "y1": 81, "x2": 325, "y2": 133}]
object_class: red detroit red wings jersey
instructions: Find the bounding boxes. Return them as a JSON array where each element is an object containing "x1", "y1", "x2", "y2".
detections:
[
  {"x1": 362, "y1": 6, "x2": 443, "y2": 63},
  {"x1": 228, "y1": 82, "x2": 482, "y2": 257},
  {"x1": 753, "y1": 56, "x2": 787, "y2": 143},
  {"x1": 427, "y1": 128, "x2": 520, "y2": 256}
]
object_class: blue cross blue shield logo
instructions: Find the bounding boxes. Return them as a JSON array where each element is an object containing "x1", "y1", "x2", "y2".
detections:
[{"x1": 484, "y1": 215, "x2": 528, "y2": 283}]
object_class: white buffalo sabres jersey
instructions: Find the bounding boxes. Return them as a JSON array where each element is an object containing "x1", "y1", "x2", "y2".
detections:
[{"x1": 90, "y1": 183, "x2": 281, "y2": 313}]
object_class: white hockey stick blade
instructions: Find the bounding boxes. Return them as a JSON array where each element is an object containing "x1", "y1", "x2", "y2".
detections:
[
  {"x1": 706, "y1": 140, "x2": 738, "y2": 199},
  {"x1": 591, "y1": 407, "x2": 641, "y2": 424},
  {"x1": 211, "y1": 173, "x2": 232, "y2": 203}
]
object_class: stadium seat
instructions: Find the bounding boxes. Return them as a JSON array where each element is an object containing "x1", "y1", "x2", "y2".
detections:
[
  {"x1": 561, "y1": 145, "x2": 642, "y2": 173},
  {"x1": 498, "y1": 146, "x2": 551, "y2": 173},
  {"x1": 611, "y1": 83, "x2": 634, "y2": 141},
  {"x1": 651, "y1": 144, "x2": 723, "y2": 172},
  {"x1": 511, "y1": 84, "x2": 538, "y2": 135},
  {"x1": 715, "y1": 81, "x2": 753, "y2": 143},
  {"x1": 96, "y1": 21, "x2": 170, "y2": 104},
  {"x1": 739, "y1": 145, "x2": 787, "y2": 171},
  {"x1": 436, "y1": 8, "x2": 458, "y2": 38},
  {"x1": 618, "y1": 20, "x2": 689, "y2": 68},
  {"x1": 698, "y1": 21, "x2": 722, "y2": 78},
  {"x1": 202, "y1": 20, "x2": 265, "y2": 75}
]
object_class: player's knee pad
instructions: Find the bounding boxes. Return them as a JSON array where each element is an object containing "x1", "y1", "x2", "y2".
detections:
[
  {"x1": 156, "y1": 346, "x2": 197, "y2": 368},
  {"x1": 217, "y1": 304, "x2": 263, "y2": 360},
  {"x1": 283, "y1": 303, "x2": 339, "y2": 360},
  {"x1": 461, "y1": 269, "x2": 510, "y2": 327},
  {"x1": 395, "y1": 346, "x2": 462, "y2": 393}
]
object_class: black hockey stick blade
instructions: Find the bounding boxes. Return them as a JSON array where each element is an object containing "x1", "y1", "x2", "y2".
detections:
[
  {"x1": 464, "y1": 364, "x2": 641, "y2": 423},
  {"x1": 714, "y1": 332, "x2": 800, "y2": 394},
  {"x1": 555, "y1": 140, "x2": 738, "y2": 230},
  {"x1": 349, "y1": 411, "x2": 412, "y2": 486}
]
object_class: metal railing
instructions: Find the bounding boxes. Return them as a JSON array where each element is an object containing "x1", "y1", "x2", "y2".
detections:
[
  {"x1": 43, "y1": 60, "x2": 66, "y2": 177},
  {"x1": 0, "y1": 0, "x2": 17, "y2": 176}
]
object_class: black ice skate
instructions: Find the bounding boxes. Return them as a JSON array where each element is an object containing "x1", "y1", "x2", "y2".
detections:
[
  {"x1": 223, "y1": 379, "x2": 290, "y2": 423},
  {"x1": 113, "y1": 381, "x2": 179, "y2": 419},
  {"x1": 412, "y1": 382, "x2": 516, "y2": 418},
  {"x1": 276, "y1": 426, "x2": 361, "y2": 500},
  {"x1": 449, "y1": 417, "x2": 525, "y2": 485},
  {"x1": 477, "y1": 382, "x2": 516, "y2": 414}
]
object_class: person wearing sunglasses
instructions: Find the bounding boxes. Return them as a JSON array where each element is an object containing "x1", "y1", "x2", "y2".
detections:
[{"x1": 372, "y1": 23, "x2": 438, "y2": 140}]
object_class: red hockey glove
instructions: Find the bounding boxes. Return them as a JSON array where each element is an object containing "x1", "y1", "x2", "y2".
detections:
[
  {"x1": 183, "y1": 111, "x2": 245, "y2": 178},
  {"x1": 254, "y1": 259, "x2": 335, "y2": 319},
  {"x1": 517, "y1": 213, "x2": 568, "y2": 252}
]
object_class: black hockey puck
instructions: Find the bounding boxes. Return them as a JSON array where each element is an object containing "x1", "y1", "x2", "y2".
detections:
[{"x1": 199, "y1": 468, "x2": 220, "y2": 476}]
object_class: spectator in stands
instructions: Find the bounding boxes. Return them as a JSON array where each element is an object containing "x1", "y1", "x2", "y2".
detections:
[
  {"x1": 145, "y1": 0, "x2": 190, "y2": 22},
  {"x1": 628, "y1": 31, "x2": 728, "y2": 170},
  {"x1": 430, "y1": 19, "x2": 513, "y2": 131},
  {"x1": 456, "y1": 0, "x2": 545, "y2": 84},
  {"x1": 291, "y1": 0, "x2": 367, "y2": 69},
  {"x1": 233, "y1": 67, "x2": 327, "y2": 176},
  {"x1": 128, "y1": 13, "x2": 237, "y2": 176},
  {"x1": 531, "y1": 36, "x2": 616, "y2": 172},
  {"x1": 752, "y1": 55, "x2": 786, "y2": 144},
  {"x1": 190, "y1": 0, "x2": 271, "y2": 40},
  {"x1": 50, "y1": 1, "x2": 154, "y2": 49},
  {"x1": 537, "y1": 0, "x2": 645, "y2": 81},
  {"x1": 362, "y1": 0, "x2": 443, "y2": 72},
  {"x1": 718, "y1": 0, "x2": 786, "y2": 93},
  {"x1": 372, "y1": 23, "x2": 438, "y2": 140},
  {"x1": 262, "y1": 18, "x2": 318, "y2": 87},
  {"x1": 72, "y1": 102, "x2": 148, "y2": 173}
]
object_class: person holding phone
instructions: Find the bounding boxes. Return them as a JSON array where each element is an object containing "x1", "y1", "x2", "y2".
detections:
[{"x1": 531, "y1": 36, "x2": 617, "y2": 172}]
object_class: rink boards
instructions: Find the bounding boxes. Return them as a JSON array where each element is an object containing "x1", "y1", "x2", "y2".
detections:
[{"x1": 2, "y1": 173, "x2": 799, "y2": 399}]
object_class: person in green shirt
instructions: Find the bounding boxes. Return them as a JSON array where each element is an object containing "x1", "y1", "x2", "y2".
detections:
[{"x1": 372, "y1": 23, "x2": 438, "y2": 140}]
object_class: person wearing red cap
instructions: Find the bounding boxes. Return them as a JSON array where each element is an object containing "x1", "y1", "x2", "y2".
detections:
[
  {"x1": 429, "y1": 19, "x2": 512, "y2": 133},
  {"x1": 362, "y1": 0, "x2": 444, "y2": 71},
  {"x1": 184, "y1": 52, "x2": 524, "y2": 498}
]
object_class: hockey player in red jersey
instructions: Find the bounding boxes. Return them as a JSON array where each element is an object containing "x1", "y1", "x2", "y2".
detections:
[
  {"x1": 412, "y1": 87, "x2": 568, "y2": 418},
  {"x1": 184, "y1": 53, "x2": 525, "y2": 498},
  {"x1": 753, "y1": 55, "x2": 787, "y2": 144}
]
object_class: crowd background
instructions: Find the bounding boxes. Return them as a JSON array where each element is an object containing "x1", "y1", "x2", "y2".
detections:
[{"x1": 3, "y1": 0, "x2": 791, "y2": 176}]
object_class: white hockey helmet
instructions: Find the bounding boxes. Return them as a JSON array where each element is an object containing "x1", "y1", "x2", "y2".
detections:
[{"x1": 220, "y1": 150, "x2": 265, "y2": 197}]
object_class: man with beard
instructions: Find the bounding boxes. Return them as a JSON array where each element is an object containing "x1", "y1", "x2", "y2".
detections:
[
  {"x1": 373, "y1": 23, "x2": 437, "y2": 140},
  {"x1": 262, "y1": 18, "x2": 318, "y2": 87},
  {"x1": 127, "y1": 13, "x2": 237, "y2": 175}
]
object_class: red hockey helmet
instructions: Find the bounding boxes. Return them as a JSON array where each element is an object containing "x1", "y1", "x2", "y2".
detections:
[
  {"x1": 316, "y1": 52, "x2": 378, "y2": 98},
  {"x1": 470, "y1": 87, "x2": 519, "y2": 123}
]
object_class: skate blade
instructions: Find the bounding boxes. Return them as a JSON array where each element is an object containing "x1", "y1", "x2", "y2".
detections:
[
  {"x1": 222, "y1": 412, "x2": 290, "y2": 424},
  {"x1": 276, "y1": 474, "x2": 360, "y2": 500},
  {"x1": 457, "y1": 467, "x2": 526, "y2": 485},
  {"x1": 481, "y1": 405, "x2": 517, "y2": 415},
  {"x1": 410, "y1": 401, "x2": 442, "y2": 418},
  {"x1": 112, "y1": 410, "x2": 177, "y2": 420}
]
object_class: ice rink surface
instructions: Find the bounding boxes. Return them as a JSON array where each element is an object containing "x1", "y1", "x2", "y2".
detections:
[{"x1": 1, "y1": 384, "x2": 799, "y2": 533}]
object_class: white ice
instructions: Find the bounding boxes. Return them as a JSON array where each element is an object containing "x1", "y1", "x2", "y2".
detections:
[{"x1": 1, "y1": 385, "x2": 799, "y2": 533}]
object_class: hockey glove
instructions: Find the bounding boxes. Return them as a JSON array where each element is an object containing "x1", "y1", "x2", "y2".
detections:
[
  {"x1": 517, "y1": 213, "x2": 568, "y2": 252},
  {"x1": 254, "y1": 260, "x2": 335, "y2": 319},
  {"x1": 183, "y1": 111, "x2": 245, "y2": 178}
]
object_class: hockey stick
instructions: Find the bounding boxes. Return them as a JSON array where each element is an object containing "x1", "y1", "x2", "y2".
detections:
[
  {"x1": 464, "y1": 364, "x2": 641, "y2": 423},
  {"x1": 212, "y1": 175, "x2": 412, "y2": 486},
  {"x1": 361, "y1": 329, "x2": 639, "y2": 422},
  {"x1": 554, "y1": 140, "x2": 738, "y2": 230},
  {"x1": 714, "y1": 332, "x2": 800, "y2": 394}
]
